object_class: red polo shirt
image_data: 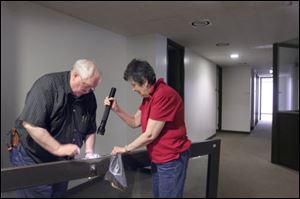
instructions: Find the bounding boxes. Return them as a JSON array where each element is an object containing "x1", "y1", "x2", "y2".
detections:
[{"x1": 139, "y1": 78, "x2": 191, "y2": 163}]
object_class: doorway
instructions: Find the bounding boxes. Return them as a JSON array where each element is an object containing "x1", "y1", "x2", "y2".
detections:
[
  {"x1": 167, "y1": 39, "x2": 185, "y2": 99},
  {"x1": 260, "y1": 77, "x2": 273, "y2": 121}
]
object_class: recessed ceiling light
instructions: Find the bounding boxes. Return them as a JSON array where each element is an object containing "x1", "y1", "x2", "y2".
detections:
[
  {"x1": 230, "y1": 54, "x2": 239, "y2": 59},
  {"x1": 253, "y1": 44, "x2": 272, "y2": 49},
  {"x1": 191, "y1": 19, "x2": 212, "y2": 28}
]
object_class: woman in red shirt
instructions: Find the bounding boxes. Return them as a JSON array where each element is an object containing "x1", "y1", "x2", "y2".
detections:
[{"x1": 106, "y1": 59, "x2": 191, "y2": 198}]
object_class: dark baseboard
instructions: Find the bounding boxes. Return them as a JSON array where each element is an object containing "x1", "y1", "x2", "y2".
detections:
[
  {"x1": 206, "y1": 133, "x2": 217, "y2": 140},
  {"x1": 217, "y1": 130, "x2": 250, "y2": 134}
]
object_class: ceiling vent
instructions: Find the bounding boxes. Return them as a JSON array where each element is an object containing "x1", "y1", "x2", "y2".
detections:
[
  {"x1": 191, "y1": 19, "x2": 212, "y2": 28},
  {"x1": 216, "y1": 42, "x2": 230, "y2": 47}
]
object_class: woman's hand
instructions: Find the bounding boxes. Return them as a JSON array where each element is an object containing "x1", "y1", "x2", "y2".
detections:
[
  {"x1": 104, "y1": 97, "x2": 119, "y2": 112},
  {"x1": 111, "y1": 146, "x2": 127, "y2": 155}
]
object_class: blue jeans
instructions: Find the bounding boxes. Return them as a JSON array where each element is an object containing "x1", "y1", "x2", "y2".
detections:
[
  {"x1": 151, "y1": 149, "x2": 190, "y2": 198},
  {"x1": 9, "y1": 144, "x2": 68, "y2": 198}
]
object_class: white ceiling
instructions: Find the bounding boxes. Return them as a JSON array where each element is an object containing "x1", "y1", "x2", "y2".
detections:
[{"x1": 34, "y1": 1, "x2": 299, "y2": 74}]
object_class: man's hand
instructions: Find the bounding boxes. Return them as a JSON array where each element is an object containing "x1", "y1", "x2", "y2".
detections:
[{"x1": 55, "y1": 144, "x2": 80, "y2": 157}]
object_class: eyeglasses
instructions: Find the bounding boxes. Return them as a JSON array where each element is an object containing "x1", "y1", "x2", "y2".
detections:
[{"x1": 80, "y1": 81, "x2": 95, "y2": 94}]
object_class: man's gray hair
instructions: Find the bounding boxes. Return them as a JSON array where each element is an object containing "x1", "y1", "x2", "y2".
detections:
[{"x1": 72, "y1": 59, "x2": 96, "y2": 80}]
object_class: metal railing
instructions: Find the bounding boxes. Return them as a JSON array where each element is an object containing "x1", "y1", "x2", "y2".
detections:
[{"x1": 1, "y1": 139, "x2": 221, "y2": 198}]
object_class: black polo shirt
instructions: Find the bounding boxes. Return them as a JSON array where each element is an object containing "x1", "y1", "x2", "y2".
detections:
[{"x1": 15, "y1": 71, "x2": 97, "y2": 163}]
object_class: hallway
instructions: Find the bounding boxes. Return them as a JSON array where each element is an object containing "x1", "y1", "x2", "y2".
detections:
[{"x1": 216, "y1": 120, "x2": 299, "y2": 198}]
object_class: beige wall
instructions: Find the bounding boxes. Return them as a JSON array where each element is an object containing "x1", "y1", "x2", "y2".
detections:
[
  {"x1": 1, "y1": 1, "x2": 129, "y2": 168},
  {"x1": 1, "y1": 1, "x2": 219, "y2": 189},
  {"x1": 184, "y1": 49, "x2": 217, "y2": 141},
  {"x1": 222, "y1": 66, "x2": 252, "y2": 132}
]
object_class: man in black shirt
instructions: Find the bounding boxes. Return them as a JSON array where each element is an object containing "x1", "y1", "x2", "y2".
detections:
[{"x1": 10, "y1": 59, "x2": 101, "y2": 198}]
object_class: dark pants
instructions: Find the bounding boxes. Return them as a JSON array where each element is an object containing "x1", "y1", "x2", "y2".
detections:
[
  {"x1": 9, "y1": 144, "x2": 68, "y2": 198},
  {"x1": 151, "y1": 149, "x2": 190, "y2": 198}
]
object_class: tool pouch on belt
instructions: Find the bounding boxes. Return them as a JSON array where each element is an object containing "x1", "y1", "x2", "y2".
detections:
[{"x1": 7, "y1": 128, "x2": 20, "y2": 151}]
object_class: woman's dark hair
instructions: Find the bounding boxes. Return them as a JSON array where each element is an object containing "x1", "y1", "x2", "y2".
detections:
[{"x1": 123, "y1": 59, "x2": 156, "y2": 86}]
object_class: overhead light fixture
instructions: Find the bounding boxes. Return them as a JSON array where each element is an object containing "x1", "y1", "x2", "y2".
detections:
[
  {"x1": 253, "y1": 44, "x2": 272, "y2": 49},
  {"x1": 230, "y1": 54, "x2": 239, "y2": 59},
  {"x1": 269, "y1": 68, "x2": 273, "y2": 74},
  {"x1": 184, "y1": 57, "x2": 190, "y2": 64}
]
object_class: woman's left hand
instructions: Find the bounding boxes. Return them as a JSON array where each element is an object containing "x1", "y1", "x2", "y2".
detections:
[{"x1": 111, "y1": 146, "x2": 126, "y2": 155}]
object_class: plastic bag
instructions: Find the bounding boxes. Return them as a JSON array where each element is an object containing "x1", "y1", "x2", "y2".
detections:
[
  {"x1": 104, "y1": 154, "x2": 128, "y2": 191},
  {"x1": 84, "y1": 153, "x2": 101, "y2": 159}
]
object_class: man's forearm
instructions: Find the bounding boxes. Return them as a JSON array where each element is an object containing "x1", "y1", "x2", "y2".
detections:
[
  {"x1": 22, "y1": 121, "x2": 61, "y2": 155},
  {"x1": 85, "y1": 133, "x2": 95, "y2": 154}
]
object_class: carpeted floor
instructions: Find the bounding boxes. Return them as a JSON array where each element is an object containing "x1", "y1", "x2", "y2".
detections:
[{"x1": 216, "y1": 119, "x2": 299, "y2": 198}]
